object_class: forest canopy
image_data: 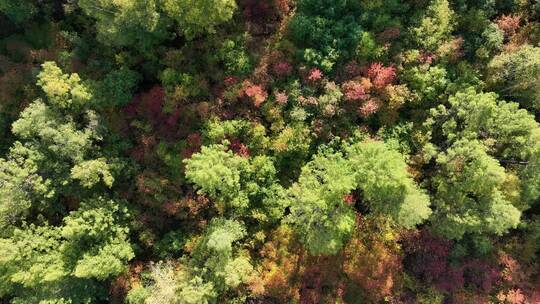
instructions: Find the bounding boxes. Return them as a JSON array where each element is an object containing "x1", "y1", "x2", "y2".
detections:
[{"x1": 0, "y1": 0, "x2": 540, "y2": 303}]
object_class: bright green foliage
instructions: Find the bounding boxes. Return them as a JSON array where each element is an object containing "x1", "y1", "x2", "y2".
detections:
[
  {"x1": 476, "y1": 23, "x2": 503, "y2": 59},
  {"x1": 271, "y1": 124, "x2": 312, "y2": 155},
  {"x1": 135, "y1": 219, "x2": 255, "y2": 302},
  {"x1": 176, "y1": 272, "x2": 216, "y2": 304},
  {"x1": 132, "y1": 262, "x2": 216, "y2": 304},
  {"x1": 0, "y1": 62, "x2": 130, "y2": 302},
  {"x1": 184, "y1": 142, "x2": 283, "y2": 219},
  {"x1": 61, "y1": 198, "x2": 134, "y2": 280},
  {"x1": 203, "y1": 119, "x2": 270, "y2": 154},
  {"x1": 191, "y1": 218, "x2": 253, "y2": 291},
  {"x1": 487, "y1": 45, "x2": 540, "y2": 110},
  {"x1": 184, "y1": 144, "x2": 250, "y2": 210},
  {"x1": 346, "y1": 141, "x2": 432, "y2": 228},
  {"x1": 286, "y1": 150, "x2": 356, "y2": 255},
  {"x1": 0, "y1": 198, "x2": 133, "y2": 302},
  {"x1": 0, "y1": 63, "x2": 118, "y2": 229},
  {"x1": 78, "y1": 0, "x2": 163, "y2": 48},
  {"x1": 0, "y1": 0, "x2": 36, "y2": 23},
  {"x1": 438, "y1": 89, "x2": 540, "y2": 159},
  {"x1": 3, "y1": 1, "x2": 540, "y2": 302},
  {"x1": 222, "y1": 255, "x2": 253, "y2": 288},
  {"x1": 36, "y1": 62, "x2": 93, "y2": 110},
  {"x1": 286, "y1": 140, "x2": 431, "y2": 255},
  {"x1": 217, "y1": 38, "x2": 252, "y2": 76},
  {"x1": 126, "y1": 286, "x2": 151, "y2": 304},
  {"x1": 0, "y1": 143, "x2": 52, "y2": 230},
  {"x1": 430, "y1": 88, "x2": 540, "y2": 205},
  {"x1": 431, "y1": 139, "x2": 521, "y2": 239},
  {"x1": 410, "y1": 0, "x2": 454, "y2": 51},
  {"x1": 162, "y1": 0, "x2": 237, "y2": 39},
  {"x1": 0, "y1": 225, "x2": 107, "y2": 303},
  {"x1": 522, "y1": 145, "x2": 540, "y2": 205},
  {"x1": 11, "y1": 100, "x2": 96, "y2": 162},
  {"x1": 71, "y1": 159, "x2": 114, "y2": 188},
  {"x1": 202, "y1": 218, "x2": 246, "y2": 255},
  {"x1": 402, "y1": 65, "x2": 449, "y2": 104}
]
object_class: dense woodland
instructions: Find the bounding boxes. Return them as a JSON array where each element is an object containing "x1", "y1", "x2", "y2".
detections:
[{"x1": 0, "y1": 0, "x2": 540, "y2": 303}]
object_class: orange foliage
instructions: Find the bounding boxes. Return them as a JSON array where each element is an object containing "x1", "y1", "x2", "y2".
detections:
[
  {"x1": 251, "y1": 226, "x2": 302, "y2": 302},
  {"x1": 343, "y1": 218, "x2": 403, "y2": 302},
  {"x1": 299, "y1": 255, "x2": 344, "y2": 304},
  {"x1": 496, "y1": 15, "x2": 520, "y2": 38},
  {"x1": 242, "y1": 80, "x2": 268, "y2": 107},
  {"x1": 110, "y1": 261, "x2": 146, "y2": 303}
]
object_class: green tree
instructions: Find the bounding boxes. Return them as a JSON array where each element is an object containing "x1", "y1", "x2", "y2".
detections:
[
  {"x1": 402, "y1": 65, "x2": 449, "y2": 104},
  {"x1": 0, "y1": 143, "x2": 52, "y2": 231},
  {"x1": 0, "y1": 0, "x2": 36, "y2": 23},
  {"x1": 162, "y1": 0, "x2": 237, "y2": 39},
  {"x1": 0, "y1": 197, "x2": 133, "y2": 302},
  {"x1": 286, "y1": 149, "x2": 357, "y2": 255},
  {"x1": 345, "y1": 141, "x2": 432, "y2": 228},
  {"x1": 191, "y1": 218, "x2": 253, "y2": 291},
  {"x1": 140, "y1": 219, "x2": 253, "y2": 303},
  {"x1": 36, "y1": 62, "x2": 93, "y2": 110},
  {"x1": 92, "y1": 68, "x2": 140, "y2": 108},
  {"x1": 184, "y1": 143, "x2": 250, "y2": 210},
  {"x1": 203, "y1": 119, "x2": 270, "y2": 154},
  {"x1": 78, "y1": 0, "x2": 164, "y2": 49},
  {"x1": 430, "y1": 139, "x2": 521, "y2": 239},
  {"x1": 410, "y1": 0, "x2": 454, "y2": 51},
  {"x1": 286, "y1": 141, "x2": 431, "y2": 255},
  {"x1": 71, "y1": 158, "x2": 114, "y2": 189},
  {"x1": 289, "y1": 0, "x2": 363, "y2": 72},
  {"x1": 0, "y1": 63, "x2": 118, "y2": 229},
  {"x1": 184, "y1": 139, "x2": 284, "y2": 221},
  {"x1": 216, "y1": 37, "x2": 252, "y2": 76},
  {"x1": 487, "y1": 45, "x2": 540, "y2": 111},
  {"x1": 429, "y1": 88, "x2": 540, "y2": 206}
]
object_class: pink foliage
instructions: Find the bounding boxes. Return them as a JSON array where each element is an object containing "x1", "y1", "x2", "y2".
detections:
[
  {"x1": 342, "y1": 81, "x2": 369, "y2": 102},
  {"x1": 419, "y1": 53, "x2": 434, "y2": 65},
  {"x1": 342, "y1": 194, "x2": 355, "y2": 206},
  {"x1": 359, "y1": 99, "x2": 380, "y2": 118},
  {"x1": 273, "y1": 61, "x2": 293, "y2": 77},
  {"x1": 496, "y1": 15, "x2": 520, "y2": 37},
  {"x1": 275, "y1": 91, "x2": 289, "y2": 105},
  {"x1": 367, "y1": 63, "x2": 396, "y2": 89},
  {"x1": 229, "y1": 138, "x2": 250, "y2": 158},
  {"x1": 242, "y1": 80, "x2": 268, "y2": 107},
  {"x1": 308, "y1": 68, "x2": 323, "y2": 82},
  {"x1": 224, "y1": 76, "x2": 238, "y2": 86}
]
